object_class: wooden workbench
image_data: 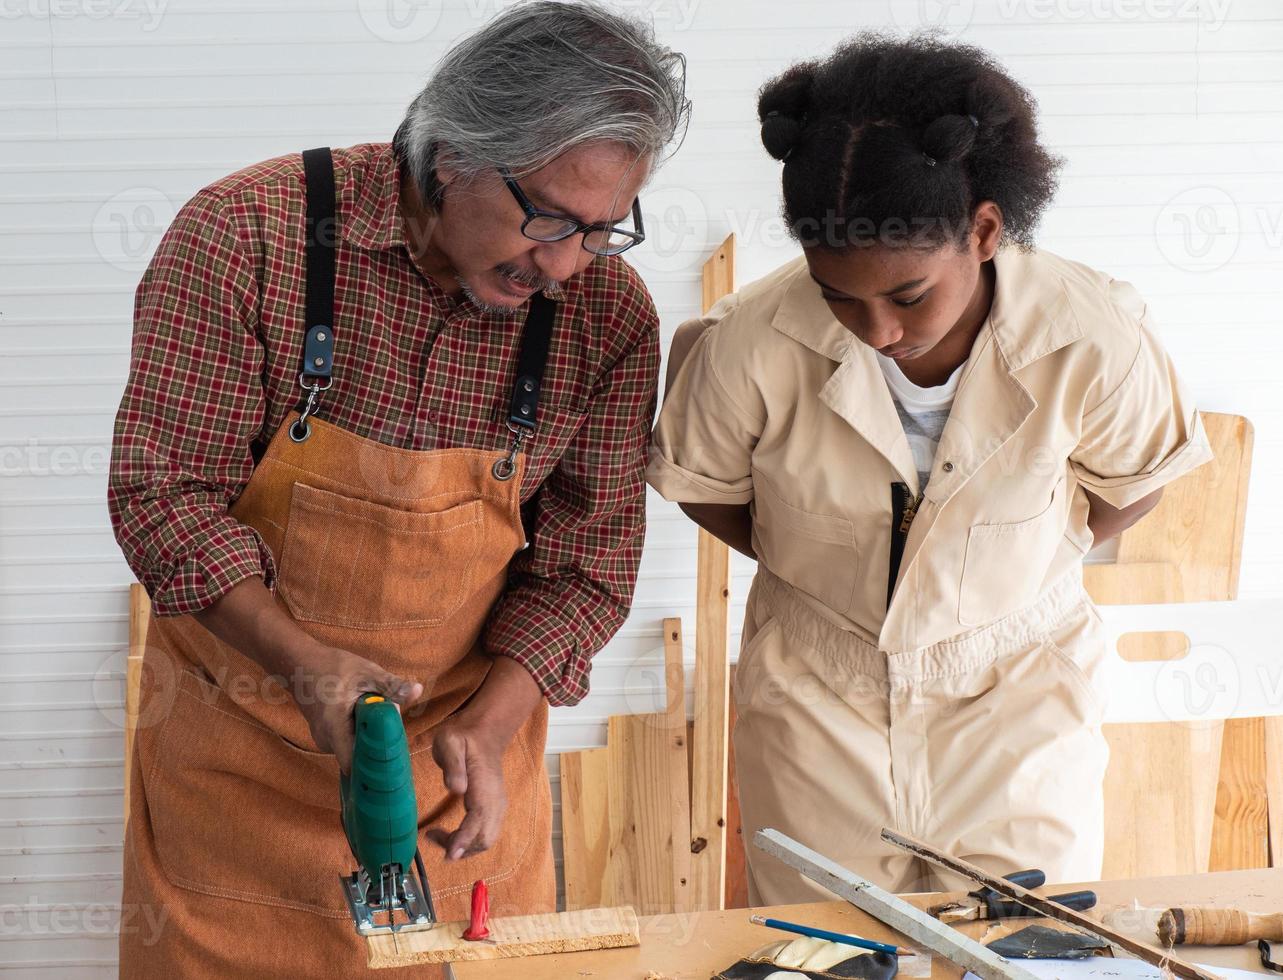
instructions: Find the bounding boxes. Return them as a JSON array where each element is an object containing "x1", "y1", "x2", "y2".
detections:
[{"x1": 452, "y1": 868, "x2": 1283, "y2": 979}]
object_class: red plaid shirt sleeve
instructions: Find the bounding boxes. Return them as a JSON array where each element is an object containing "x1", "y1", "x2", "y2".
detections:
[
  {"x1": 108, "y1": 190, "x2": 277, "y2": 616},
  {"x1": 483, "y1": 290, "x2": 660, "y2": 707}
]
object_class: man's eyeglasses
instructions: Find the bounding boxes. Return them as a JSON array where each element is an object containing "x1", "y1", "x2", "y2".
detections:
[{"x1": 500, "y1": 168, "x2": 645, "y2": 257}]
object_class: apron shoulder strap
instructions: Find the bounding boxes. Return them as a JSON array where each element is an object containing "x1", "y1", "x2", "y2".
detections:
[
  {"x1": 506, "y1": 292, "x2": 556, "y2": 432},
  {"x1": 493, "y1": 292, "x2": 558, "y2": 483},
  {"x1": 288, "y1": 147, "x2": 337, "y2": 442},
  {"x1": 300, "y1": 146, "x2": 337, "y2": 388}
]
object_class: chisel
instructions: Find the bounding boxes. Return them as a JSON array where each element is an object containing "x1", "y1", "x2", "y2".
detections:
[{"x1": 1159, "y1": 907, "x2": 1283, "y2": 946}]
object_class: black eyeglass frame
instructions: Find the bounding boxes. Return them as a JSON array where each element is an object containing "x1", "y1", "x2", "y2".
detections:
[{"x1": 499, "y1": 168, "x2": 645, "y2": 256}]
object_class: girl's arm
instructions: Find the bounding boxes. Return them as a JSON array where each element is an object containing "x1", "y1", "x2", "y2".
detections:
[
  {"x1": 660, "y1": 321, "x2": 758, "y2": 559},
  {"x1": 678, "y1": 502, "x2": 757, "y2": 560},
  {"x1": 1085, "y1": 487, "x2": 1163, "y2": 546}
]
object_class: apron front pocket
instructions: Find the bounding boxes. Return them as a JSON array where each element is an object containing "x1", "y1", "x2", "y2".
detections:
[
  {"x1": 148, "y1": 667, "x2": 350, "y2": 914},
  {"x1": 278, "y1": 482, "x2": 483, "y2": 630},
  {"x1": 958, "y1": 476, "x2": 1069, "y2": 627}
]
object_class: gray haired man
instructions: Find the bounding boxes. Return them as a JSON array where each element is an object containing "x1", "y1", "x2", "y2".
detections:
[{"x1": 110, "y1": 2, "x2": 688, "y2": 975}]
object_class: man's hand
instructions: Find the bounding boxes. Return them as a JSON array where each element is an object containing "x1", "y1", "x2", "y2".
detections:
[
  {"x1": 427, "y1": 718, "x2": 510, "y2": 860},
  {"x1": 193, "y1": 577, "x2": 422, "y2": 774},
  {"x1": 291, "y1": 646, "x2": 423, "y2": 776},
  {"x1": 426, "y1": 655, "x2": 543, "y2": 861}
]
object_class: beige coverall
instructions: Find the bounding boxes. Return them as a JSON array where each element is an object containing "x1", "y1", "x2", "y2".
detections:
[{"x1": 646, "y1": 245, "x2": 1213, "y2": 902}]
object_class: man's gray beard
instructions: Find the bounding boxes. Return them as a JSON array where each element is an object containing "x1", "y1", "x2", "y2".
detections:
[{"x1": 458, "y1": 276, "x2": 522, "y2": 316}]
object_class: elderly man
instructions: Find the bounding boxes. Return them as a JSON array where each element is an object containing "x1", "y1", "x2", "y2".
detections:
[{"x1": 109, "y1": 3, "x2": 688, "y2": 975}]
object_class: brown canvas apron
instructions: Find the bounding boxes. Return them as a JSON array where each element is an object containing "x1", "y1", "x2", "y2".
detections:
[{"x1": 119, "y1": 147, "x2": 556, "y2": 977}]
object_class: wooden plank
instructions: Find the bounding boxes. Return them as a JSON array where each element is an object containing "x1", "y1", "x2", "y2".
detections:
[
  {"x1": 700, "y1": 233, "x2": 735, "y2": 314},
  {"x1": 560, "y1": 624, "x2": 691, "y2": 916},
  {"x1": 1209, "y1": 716, "x2": 1269, "y2": 871},
  {"x1": 723, "y1": 663, "x2": 749, "y2": 910},
  {"x1": 691, "y1": 528, "x2": 730, "y2": 911},
  {"x1": 603, "y1": 717, "x2": 651, "y2": 910},
  {"x1": 364, "y1": 906, "x2": 639, "y2": 968},
  {"x1": 1102, "y1": 720, "x2": 1224, "y2": 879},
  {"x1": 124, "y1": 583, "x2": 150, "y2": 823},
  {"x1": 689, "y1": 235, "x2": 735, "y2": 914},
  {"x1": 661, "y1": 617, "x2": 693, "y2": 913},
  {"x1": 606, "y1": 710, "x2": 688, "y2": 913},
  {"x1": 559, "y1": 747, "x2": 609, "y2": 912},
  {"x1": 753, "y1": 829, "x2": 1040, "y2": 980},
  {"x1": 1265, "y1": 716, "x2": 1283, "y2": 865},
  {"x1": 881, "y1": 827, "x2": 1225, "y2": 980}
]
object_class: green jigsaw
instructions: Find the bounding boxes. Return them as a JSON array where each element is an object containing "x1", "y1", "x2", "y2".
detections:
[{"x1": 339, "y1": 693, "x2": 437, "y2": 936}]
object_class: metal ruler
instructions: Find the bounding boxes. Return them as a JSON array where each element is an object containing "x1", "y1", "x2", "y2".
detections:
[{"x1": 753, "y1": 829, "x2": 1040, "y2": 980}]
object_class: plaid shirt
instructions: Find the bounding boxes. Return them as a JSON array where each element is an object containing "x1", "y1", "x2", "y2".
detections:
[{"x1": 109, "y1": 142, "x2": 660, "y2": 706}]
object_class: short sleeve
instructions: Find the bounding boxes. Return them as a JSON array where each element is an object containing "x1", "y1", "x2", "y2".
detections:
[
  {"x1": 646, "y1": 305, "x2": 763, "y2": 506},
  {"x1": 1070, "y1": 311, "x2": 1213, "y2": 509}
]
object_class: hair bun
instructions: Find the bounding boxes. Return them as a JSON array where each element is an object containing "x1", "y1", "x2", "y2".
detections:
[
  {"x1": 761, "y1": 111, "x2": 804, "y2": 161},
  {"x1": 757, "y1": 61, "x2": 815, "y2": 162},
  {"x1": 921, "y1": 112, "x2": 980, "y2": 166}
]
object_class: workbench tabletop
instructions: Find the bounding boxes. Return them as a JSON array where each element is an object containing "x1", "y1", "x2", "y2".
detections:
[{"x1": 452, "y1": 867, "x2": 1283, "y2": 979}]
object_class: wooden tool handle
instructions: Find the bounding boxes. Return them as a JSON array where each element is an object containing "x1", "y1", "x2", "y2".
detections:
[{"x1": 1158, "y1": 907, "x2": 1283, "y2": 946}]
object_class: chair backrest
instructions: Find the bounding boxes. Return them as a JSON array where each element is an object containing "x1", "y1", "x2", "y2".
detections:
[{"x1": 1085, "y1": 413, "x2": 1265, "y2": 879}]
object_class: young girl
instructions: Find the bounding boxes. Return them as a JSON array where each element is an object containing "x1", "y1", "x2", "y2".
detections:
[{"x1": 647, "y1": 33, "x2": 1211, "y2": 902}]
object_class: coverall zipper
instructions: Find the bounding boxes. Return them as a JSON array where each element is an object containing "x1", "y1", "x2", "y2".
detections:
[{"x1": 887, "y1": 481, "x2": 921, "y2": 611}]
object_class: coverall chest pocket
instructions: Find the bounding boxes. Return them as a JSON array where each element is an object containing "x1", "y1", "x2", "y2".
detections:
[
  {"x1": 958, "y1": 476, "x2": 1069, "y2": 627},
  {"x1": 751, "y1": 473, "x2": 860, "y2": 617},
  {"x1": 277, "y1": 482, "x2": 484, "y2": 630}
]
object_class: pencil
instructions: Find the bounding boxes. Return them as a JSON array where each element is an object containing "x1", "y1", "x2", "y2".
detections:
[{"x1": 749, "y1": 914, "x2": 916, "y2": 956}]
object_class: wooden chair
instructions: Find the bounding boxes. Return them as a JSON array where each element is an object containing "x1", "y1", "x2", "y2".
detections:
[{"x1": 1086, "y1": 412, "x2": 1266, "y2": 878}]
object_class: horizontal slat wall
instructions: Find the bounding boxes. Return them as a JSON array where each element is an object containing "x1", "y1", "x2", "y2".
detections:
[{"x1": 2, "y1": 1, "x2": 1280, "y2": 974}]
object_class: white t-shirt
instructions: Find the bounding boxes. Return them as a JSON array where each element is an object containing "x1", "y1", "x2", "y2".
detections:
[{"x1": 875, "y1": 352, "x2": 963, "y2": 493}]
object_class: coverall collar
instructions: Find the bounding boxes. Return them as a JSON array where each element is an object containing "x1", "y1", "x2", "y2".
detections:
[{"x1": 767, "y1": 246, "x2": 1086, "y2": 493}]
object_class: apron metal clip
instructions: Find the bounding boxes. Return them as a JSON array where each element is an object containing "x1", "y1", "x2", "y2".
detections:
[
  {"x1": 492, "y1": 421, "x2": 529, "y2": 481},
  {"x1": 289, "y1": 372, "x2": 333, "y2": 443}
]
